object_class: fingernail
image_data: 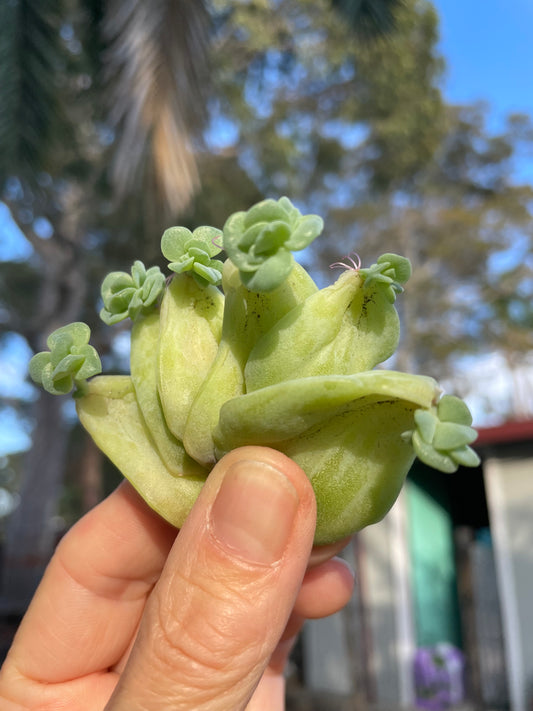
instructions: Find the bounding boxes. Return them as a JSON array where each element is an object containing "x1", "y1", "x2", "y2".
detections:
[{"x1": 210, "y1": 460, "x2": 299, "y2": 565}]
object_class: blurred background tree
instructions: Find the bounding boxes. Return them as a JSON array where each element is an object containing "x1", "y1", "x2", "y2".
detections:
[
  {"x1": 191, "y1": 0, "x2": 533, "y2": 381},
  {"x1": 0, "y1": 0, "x2": 532, "y2": 609},
  {"x1": 0, "y1": 0, "x2": 215, "y2": 609}
]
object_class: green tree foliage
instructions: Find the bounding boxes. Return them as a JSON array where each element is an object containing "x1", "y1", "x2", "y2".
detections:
[
  {"x1": 189, "y1": 0, "x2": 533, "y2": 389},
  {"x1": 318, "y1": 105, "x2": 533, "y2": 381}
]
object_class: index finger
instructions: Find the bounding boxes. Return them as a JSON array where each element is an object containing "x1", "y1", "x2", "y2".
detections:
[{"x1": 5, "y1": 481, "x2": 177, "y2": 683}]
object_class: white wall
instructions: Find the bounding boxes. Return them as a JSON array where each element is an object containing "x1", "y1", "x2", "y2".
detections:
[
  {"x1": 360, "y1": 493, "x2": 415, "y2": 706},
  {"x1": 484, "y1": 456, "x2": 533, "y2": 711},
  {"x1": 302, "y1": 496, "x2": 416, "y2": 706}
]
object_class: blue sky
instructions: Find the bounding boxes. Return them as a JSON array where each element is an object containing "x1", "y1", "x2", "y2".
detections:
[{"x1": 432, "y1": 0, "x2": 533, "y2": 120}]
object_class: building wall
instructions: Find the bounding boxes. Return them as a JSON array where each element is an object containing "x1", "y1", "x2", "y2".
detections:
[
  {"x1": 359, "y1": 498, "x2": 415, "y2": 706},
  {"x1": 302, "y1": 611, "x2": 354, "y2": 696},
  {"x1": 302, "y1": 500, "x2": 416, "y2": 706},
  {"x1": 484, "y1": 455, "x2": 533, "y2": 711}
]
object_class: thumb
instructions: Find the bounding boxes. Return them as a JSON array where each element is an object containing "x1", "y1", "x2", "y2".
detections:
[{"x1": 106, "y1": 446, "x2": 317, "y2": 711}]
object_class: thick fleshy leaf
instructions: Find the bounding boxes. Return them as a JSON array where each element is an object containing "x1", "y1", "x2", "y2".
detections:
[
  {"x1": 240, "y1": 250, "x2": 294, "y2": 292},
  {"x1": 282, "y1": 400, "x2": 419, "y2": 543},
  {"x1": 41, "y1": 364, "x2": 73, "y2": 395},
  {"x1": 28, "y1": 351, "x2": 51, "y2": 385},
  {"x1": 130, "y1": 313, "x2": 202, "y2": 477},
  {"x1": 161, "y1": 226, "x2": 194, "y2": 260},
  {"x1": 286, "y1": 214, "x2": 324, "y2": 250},
  {"x1": 76, "y1": 376, "x2": 207, "y2": 528},
  {"x1": 253, "y1": 222, "x2": 291, "y2": 255},
  {"x1": 47, "y1": 321, "x2": 90, "y2": 349},
  {"x1": 243, "y1": 199, "x2": 287, "y2": 227},
  {"x1": 100, "y1": 309, "x2": 128, "y2": 326},
  {"x1": 451, "y1": 445, "x2": 481, "y2": 467},
  {"x1": 432, "y1": 422, "x2": 478, "y2": 450},
  {"x1": 169, "y1": 256, "x2": 195, "y2": 274},
  {"x1": 158, "y1": 275, "x2": 224, "y2": 442},
  {"x1": 245, "y1": 266, "x2": 401, "y2": 391},
  {"x1": 184, "y1": 260, "x2": 318, "y2": 465},
  {"x1": 414, "y1": 409, "x2": 438, "y2": 444},
  {"x1": 193, "y1": 262, "x2": 224, "y2": 286},
  {"x1": 359, "y1": 253, "x2": 411, "y2": 303},
  {"x1": 378, "y1": 253, "x2": 412, "y2": 283},
  {"x1": 161, "y1": 226, "x2": 223, "y2": 287},
  {"x1": 438, "y1": 394, "x2": 473, "y2": 425},
  {"x1": 216, "y1": 371, "x2": 439, "y2": 451},
  {"x1": 409, "y1": 396, "x2": 478, "y2": 474},
  {"x1": 412, "y1": 430, "x2": 457, "y2": 473},
  {"x1": 75, "y1": 345, "x2": 102, "y2": 381},
  {"x1": 52, "y1": 353, "x2": 84, "y2": 379}
]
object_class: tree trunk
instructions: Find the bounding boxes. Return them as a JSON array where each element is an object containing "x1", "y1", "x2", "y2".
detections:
[
  {"x1": 0, "y1": 192, "x2": 88, "y2": 614},
  {"x1": 79, "y1": 435, "x2": 104, "y2": 514},
  {"x1": 0, "y1": 393, "x2": 69, "y2": 613}
]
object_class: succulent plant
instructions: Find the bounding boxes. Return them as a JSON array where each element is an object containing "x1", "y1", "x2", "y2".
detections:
[{"x1": 29, "y1": 196, "x2": 480, "y2": 545}]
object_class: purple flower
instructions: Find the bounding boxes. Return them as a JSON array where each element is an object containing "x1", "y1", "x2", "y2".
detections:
[{"x1": 414, "y1": 644, "x2": 465, "y2": 710}]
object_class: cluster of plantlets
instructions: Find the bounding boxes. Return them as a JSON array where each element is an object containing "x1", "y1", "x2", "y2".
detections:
[{"x1": 30, "y1": 197, "x2": 480, "y2": 545}]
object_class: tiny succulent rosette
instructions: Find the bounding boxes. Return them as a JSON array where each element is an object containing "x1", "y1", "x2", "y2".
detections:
[
  {"x1": 405, "y1": 395, "x2": 480, "y2": 473},
  {"x1": 161, "y1": 225, "x2": 223, "y2": 287},
  {"x1": 29, "y1": 322, "x2": 101, "y2": 395},
  {"x1": 100, "y1": 260, "x2": 166, "y2": 325},
  {"x1": 222, "y1": 196, "x2": 324, "y2": 291},
  {"x1": 359, "y1": 252, "x2": 412, "y2": 303}
]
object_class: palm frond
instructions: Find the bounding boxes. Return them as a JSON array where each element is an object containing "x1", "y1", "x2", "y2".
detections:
[
  {"x1": 102, "y1": 0, "x2": 212, "y2": 214},
  {"x1": 0, "y1": 0, "x2": 69, "y2": 184},
  {"x1": 331, "y1": 0, "x2": 405, "y2": 37}
]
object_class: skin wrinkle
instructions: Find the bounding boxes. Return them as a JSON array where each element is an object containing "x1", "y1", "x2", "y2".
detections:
[
  {"x1": 54, "y1": 543, "x2": 156, "y2": 605},
  {"x1": 122, "y1": 605, "x2": 269, "y2": 711},
  {"x1": 157, "y1": 537, "x2": 298, "y2": 644},
  {"x1": 165, "y1": 542, "x2": 276, "y2": 602},
  {"x1": 148, "y1": 572, "x2": 272, "y2": 680},
  {"x1": 13, "y1": 555, "x2": 144, "y2": 683},
  {"x1": 0, "y1": 668, "x2": 119, "y2": 711},
  {"x1": 56, "y1": 486, "x2": 175, "y2": 600},
  {"x1": 126, "y1": 674, "x2": 260, "y2": 711},
  {"x1": 140, "y1": 490, "x2": 298, "y2": 675},
  {"x1": 63, "y1": 522, "x2": 164, "y2": 601}
]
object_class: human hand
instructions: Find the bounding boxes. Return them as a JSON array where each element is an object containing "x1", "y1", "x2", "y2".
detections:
[{"x1": 0, "y1": 446, "x2": 354, "y2": 710}]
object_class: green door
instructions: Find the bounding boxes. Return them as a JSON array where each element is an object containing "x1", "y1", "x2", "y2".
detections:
[{"x1": 407, "y1": 465, "x2": 462, "y2": 648}]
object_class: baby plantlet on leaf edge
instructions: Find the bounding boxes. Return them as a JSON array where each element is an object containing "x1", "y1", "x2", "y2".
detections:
[{"x1": 29, "y1": 322, "x2": 102, "y2": 396}]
